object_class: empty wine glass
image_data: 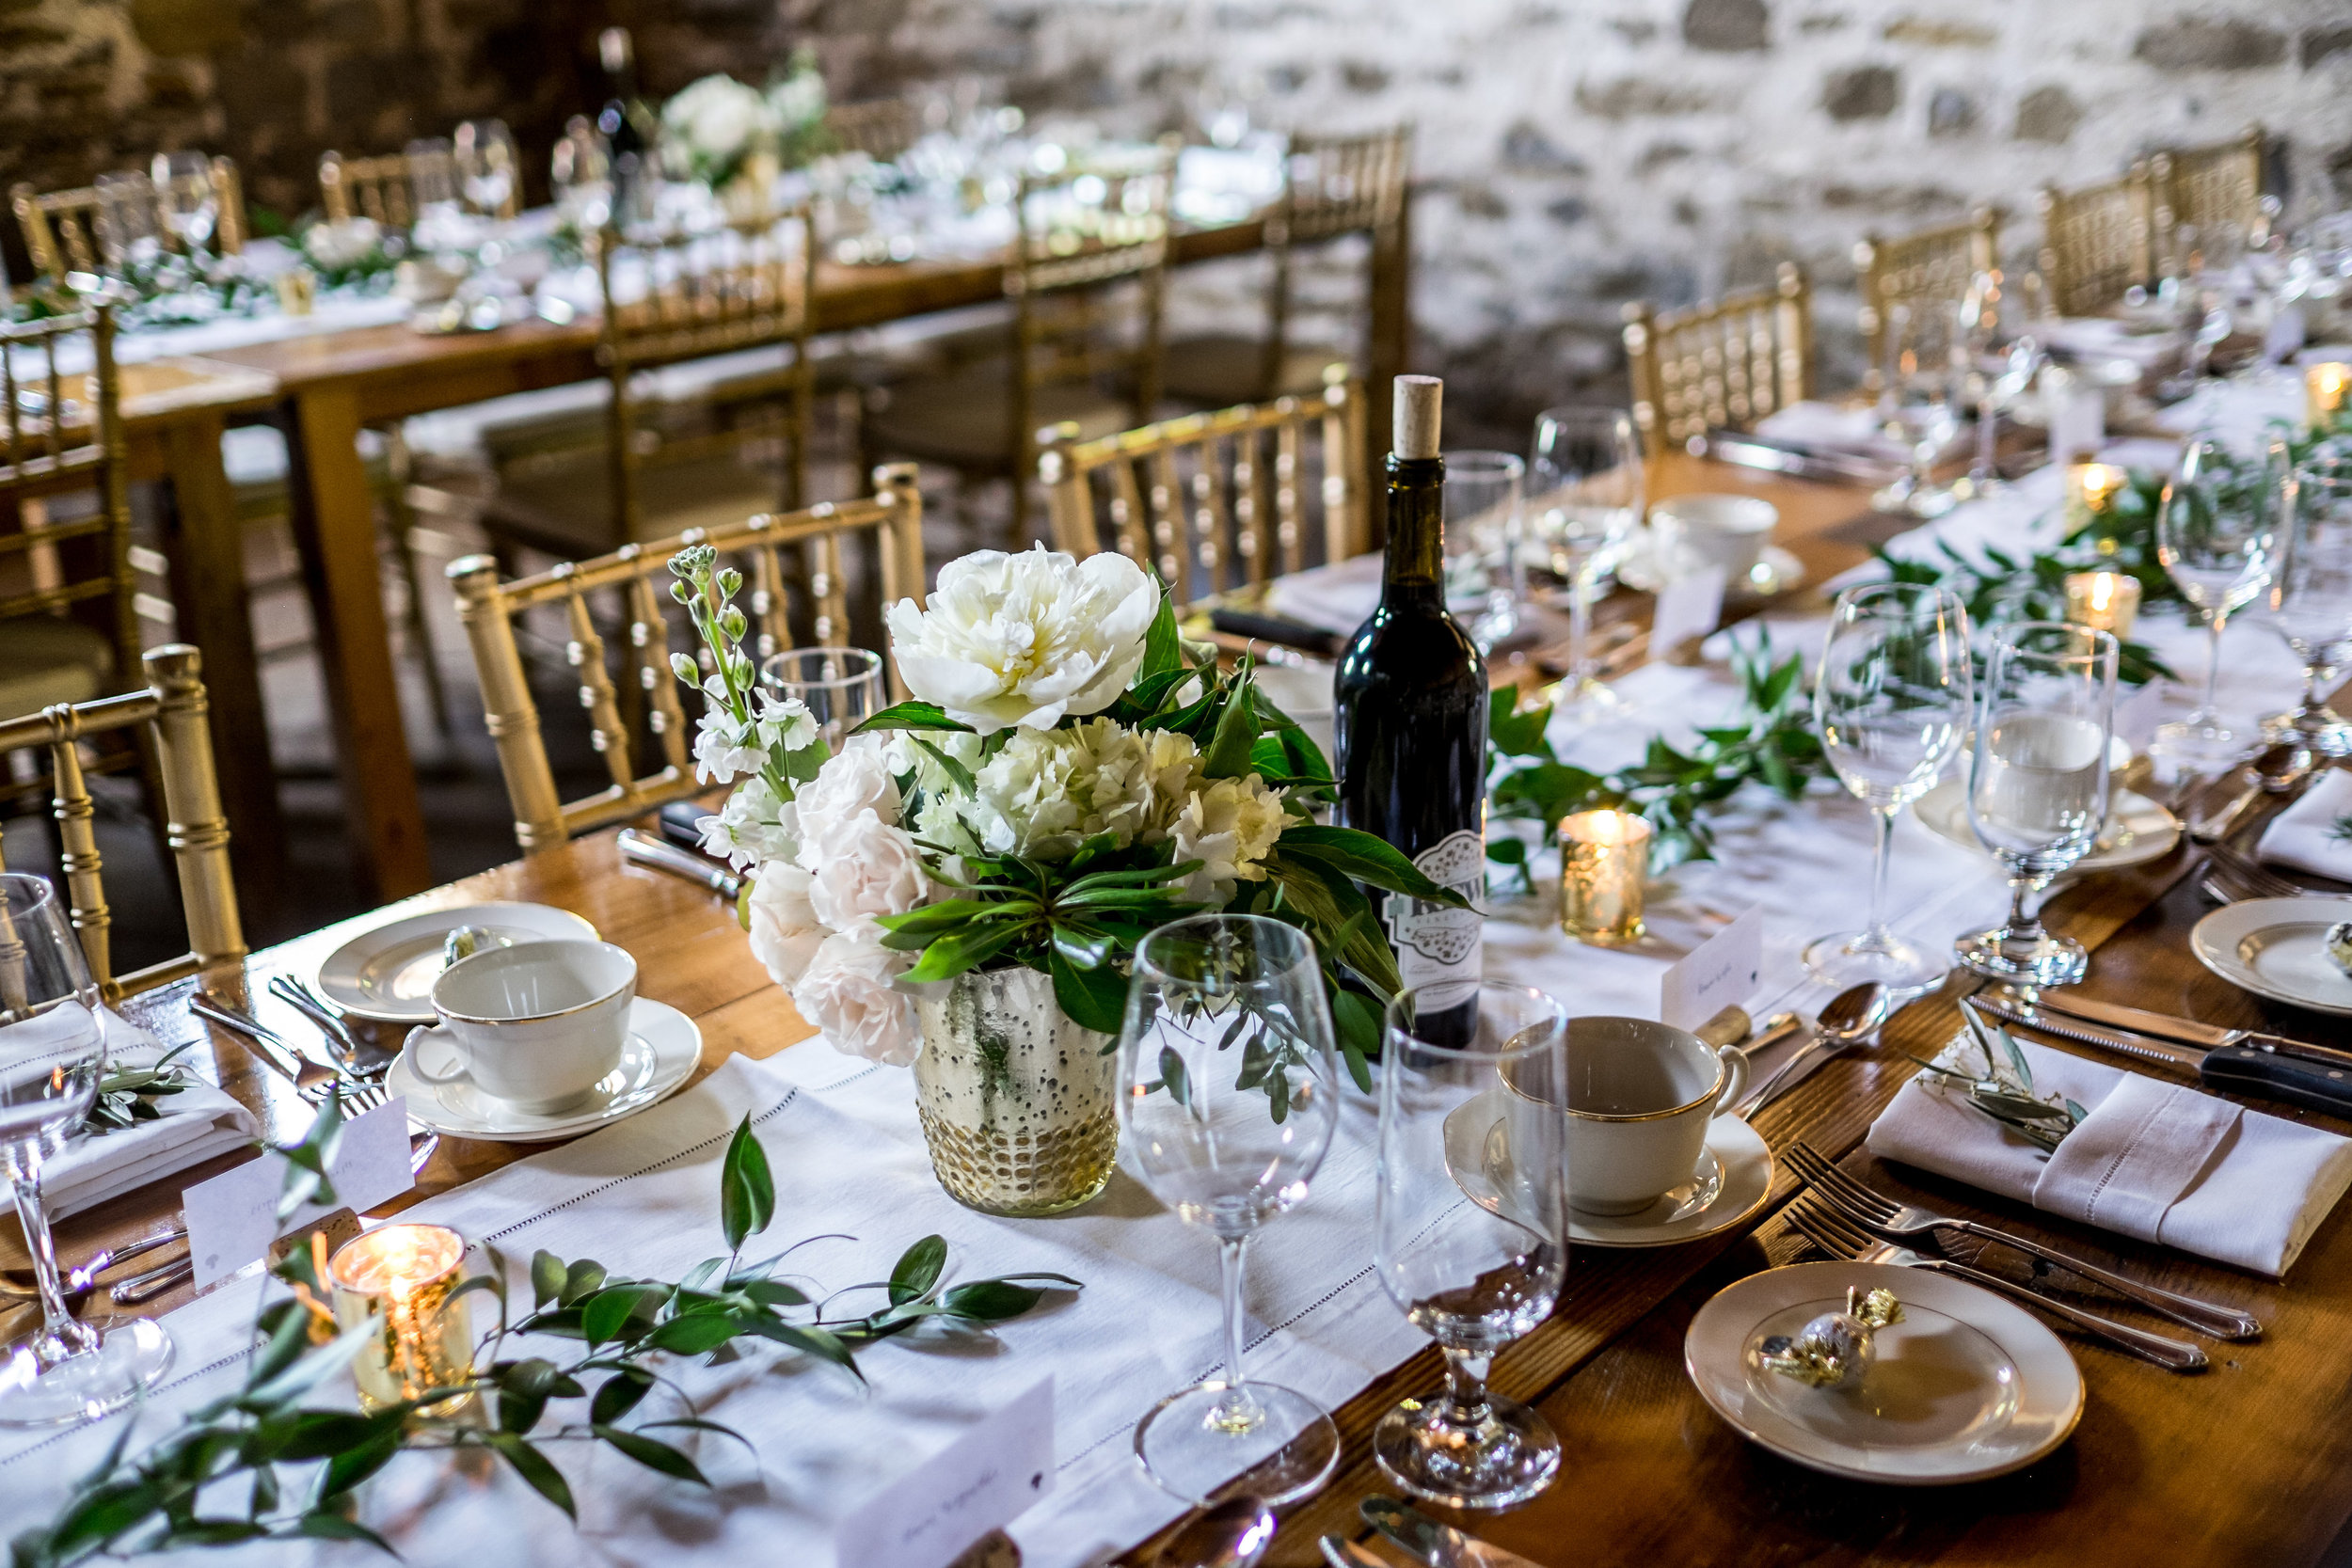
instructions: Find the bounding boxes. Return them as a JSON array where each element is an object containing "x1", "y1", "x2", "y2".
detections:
[
  {"x1": 1374, "y1": 981, "x2": 1567, "y2": 1510},
  {"x1": 760, "y1": 647, "x2": 889, "y2": 752},
  {"x1": 90, "y1": 171, "x2": 161, "y2": 269},
  {"x1": 1870, "y1": 303, "x2": 1964, "y2": 519},
  {"x1": 1442, "y1": 450, "x2": 1524, "y2": 651},
  {"x1": 1957, "y1": 270, "x2": 2041, "y2": 499},
  {"x1": 1527, "y1": 406, "x2": 1643, "y2": 718},
  {"x1": 1117, "y1": 914, "x2": 1343, "y2": 1506},
  {"x1": 551, "y1": 116, "x2": 613, "y2": 230},
  {"x1": 2151, "y1": 436, "x2": 2281, "y2": 768},
  {"x1": 1804, "y1": 582, "x2": 1973, "y2": 995},
  {"x1": 2263, "y1": 442, "x2": 2352, "y2": 756},
  {"x1": 0, "y1": 874, "x2": 173, "y2": 1426},
  {"x1": 149, "y1": 152, "x2": 217, "y2": 255},
  {"x1": 1954, "y1": 623, "x2": 2119, "y2": 989},
  {"x1": 455, "y1": 119, "x2": 519, "y2": 218}
]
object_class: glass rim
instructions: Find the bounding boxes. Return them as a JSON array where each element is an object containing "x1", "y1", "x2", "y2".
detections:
[
  {"x1": 1381, "y1": 980, "x2": 1566, "y2": 1061},
  {"x1": 0, "y1": 870, "x2": 63, "y2": 920},
  {"x1": 1133, "y1": 911, "x2": 1317, "y2": 988},
  {"x1": 1532, "y1": 404, "x2": 1635, "y2": 438},
  {"x1": 1985, "y1": 617, "x2": 2118, "y2": 668},
  {"x1": 758, "y1": 646, "x2": 887, "y2": 691},
  {"x1": 1443, "y1": 449, "x2": 1526, "y2": 477}
]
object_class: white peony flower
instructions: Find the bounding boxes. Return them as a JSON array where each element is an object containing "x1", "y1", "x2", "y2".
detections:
[
  {"x1": 1170, "y1": 772, "x2": 1287, "y2": 903},
  {"x1": 795, "y1": 737, "x2": 902, "y2": 845},
  {"x1": 771, "y1": 70, "x2": 826, "y2": 130},
  {"x1": 803, "y1": 809, "x2": 930, "y2": 928},
  {"x1": 885, "y1": 546, "x2": 1157, "y2": 735},
  {"x1": 664, "y1": 75, "x2": 776, "y2": 162},
  {"x1": 698, "y1": 778, "x2": 800, "y2": 871},
  {"x1": 796, "y1": 919, "x2": 920, "y2": 1066},
  {"x1": 746, "y1": 861, "x2": 828, "y2": 989}
]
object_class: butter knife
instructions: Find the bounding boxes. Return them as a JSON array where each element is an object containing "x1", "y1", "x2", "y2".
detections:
[
  {"x1": 1362, "y1": 1497, "x2": 1547, "y2": 1568},
  {"x1": 617, "y1": 828, "x2": 742, "y2": 901},
  {"x1": 2032, "y1": 990, "x2": 2352, "y2": 1072},
  {"x1": 1970, "y1": 996, "x2": 2352, "y2": 1118}
]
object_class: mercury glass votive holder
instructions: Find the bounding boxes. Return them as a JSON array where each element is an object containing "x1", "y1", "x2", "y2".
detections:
[
  {"x1": 1560, "y1": 810, "x2": 1651, "y2": 946},
  {"x1": 2309, "y1": 361, "x2": 2352, "y2": 434},
  {"x1": 2063, "y1": 571, "x2": 2140, "y2": 639},
  {"x1": 2063, "y1": 462, "x2": 2127, "y2": 542},
  {"x1": 328, "y1": 1224, "x2": 476, "y2": 1416}
]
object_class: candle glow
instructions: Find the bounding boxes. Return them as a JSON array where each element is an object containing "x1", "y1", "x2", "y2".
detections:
[
  {"x1": 329, "y1": 1224, "x2": 475, "y2": 1416},
  {"x1": 2309, "y1": 361, "x2": 2352, "y2": 433},
  {"x1": 2063, "y1": 571, "x2": 2140, "y2": 638},
  {"x1": 1560, "y1": 809, "x2": 1651, "y2": 947}
]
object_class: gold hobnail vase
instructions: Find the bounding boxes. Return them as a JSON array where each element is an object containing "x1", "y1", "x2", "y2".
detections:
[{"x1": 911, "y1": 964, "x2": 1118, "y2": 1217}]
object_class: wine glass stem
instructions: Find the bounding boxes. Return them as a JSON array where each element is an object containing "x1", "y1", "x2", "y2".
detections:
[
  {"x1": 1566, "y1": 565, "x2": 1594, "y2": 681},
  {"x1": 1212, "y1": 1233, "x2": 1259, "y2": 1429},
  {"x1": 2198, "y1": 614, "x2": 2227, "y2": 722},
  {"x1": 1440, "y1": 1347, "x2": 1495, "y2": 1430},
  {"x1": 1975, "y1": 396, "x2": 1997, "y2": 483},
  {"x1": 7, "y1": 1146, "x2": 88, "y2": 1353},
  {"x1": 1865, "y1": 801, "x2": 1898, "y2": 944}
]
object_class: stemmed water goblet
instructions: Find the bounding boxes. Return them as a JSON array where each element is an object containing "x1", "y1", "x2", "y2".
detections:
[
  {"x1": 455, "y1": 119, "x2": 519, "y2": 218},
  {"x1": 1527, "y1": 406, "x2": 1643, "y2": 718},
  {"x1": 1117, "y1": 914, "x2": 1343, "y2": 1506},
  {"x1": 1441, "y1": 450, "x2": 1524, "y2": 651},
  {"x1": 2263, "y1": 441, "x2": 2352, "y2": 756},
  {"x1": 1373, "y1": 981, "x2": 1568, "y2": 1510},
  {"x1": 91, "y1": 171, "x2": 162, "y2": 269},
  {"x1": 551, "y1": 117, "x2": 614, "y2": 230},
  {"x1": 1870, "y1": 303, "x2": 1964, "y2": 519},
  {"x1": 1953, "y1": 623, "x2": 2120, "y2": 989},
  {"x1": 1957, "y1": 271, "x2": 2041, "y2": 499},
  {"x1": 149, "y1": 152, "x2": 217, "y2": 257},
  {"x1": 2151, "y1": 436, "x2": 2282, "y2": 768},
  {"x1": 1803, "y1": 582, "x2": 1973, "y2": 996},
  {"x1": 0, "y1": 873, "x2": 174, "y2": 1426}
]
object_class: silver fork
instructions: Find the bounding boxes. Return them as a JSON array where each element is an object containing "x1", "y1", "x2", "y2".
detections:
[
  {"x1": 2203, "y1": 843, "x2": 2319, "y2": 901},
  {"x1": 267, "y1": 974, "x2": 382, "y2": 1074},
  {"x1": 192, "y1": 993, "x2": 388, "y2": 1111},
  {"x1": 1786, "y1": 1143, "x2": 2259, "y2": 1340},
  {"x1": 1784, "y1": 1198, "x2": 2208, "y2": 1371}
]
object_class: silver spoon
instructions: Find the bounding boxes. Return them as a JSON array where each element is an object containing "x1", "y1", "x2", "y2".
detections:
[
  {"x1": 2190, "y1": 740, "x2": 2316, "y2": 845},
  {"x1": 1737, "y1": 982, "x2": 1890, "y2": 1118},
  {"x1": 1155, "y1": 1495, "x2": 1276, "y2": 1568}
]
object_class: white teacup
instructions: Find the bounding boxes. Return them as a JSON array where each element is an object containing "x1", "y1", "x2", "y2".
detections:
[
  {"x1": 1650, "y1": 494, "x2": 1779, "y2": 582},
  {"x1": 405, "y1": 940, "x2": 636, "y2": 1114},
  {"x1": 1520, "y1": 1016, "x2": 1749, "y2": 1215}
]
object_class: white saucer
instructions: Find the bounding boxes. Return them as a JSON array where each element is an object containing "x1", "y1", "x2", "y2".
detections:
[
  {"x1": 1685, "y1": 1260, "x2": 2083, "y2": 1484},
  {"x1": 388, "y1": 997, "x2": 701, "y2": 1141},
  {"x1": 1914, "y1": 779, "x2": 2180, "y2": 874},
  {"x1": 317, "y1": 902, "x2": 598, "y2": 1024},
  {"x1": 2190, "y1": 896, "x2": 2352, "y2": 1017}
]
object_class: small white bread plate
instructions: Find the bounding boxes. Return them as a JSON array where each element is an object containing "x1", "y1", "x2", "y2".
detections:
[
  {"x1": 1686, "y1": 1260, "x2": 2083, "y2": 1484},
  {"x1": 388, "y1": 997, "x2": 700, "y2": 1141},
  {"x1": 317, "y1": 902, "x2": 598, "y2": 1024},
  {"x1": 1914, "y1": 780, "x2": 2179, "y2": 874},
  {"x1": 2190, "y1": 896, "x2": 2352, "y2": 1018}
]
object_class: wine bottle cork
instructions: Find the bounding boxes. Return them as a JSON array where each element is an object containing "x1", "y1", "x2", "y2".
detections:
[{"x1": 1394, "y1": 374, "x2": 1442, "y2": 460}]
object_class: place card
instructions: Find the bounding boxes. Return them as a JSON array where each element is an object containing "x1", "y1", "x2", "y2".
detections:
[
  {"x1": 183, "y1": 1098, "x2": 414, "y2": 1289},
  {"x1": 1649, "y1": 565, "x2": 1729, "y2": 664},
  {"x1": 835, "y1": 1375, "x2": 1056, "y2": 1568},
  {"x1": 1661, "y1": 904, "x2": 1764, "y2": 1031}
]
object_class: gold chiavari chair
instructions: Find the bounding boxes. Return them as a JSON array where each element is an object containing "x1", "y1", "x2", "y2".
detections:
[
  {"x1": 865, "y1": 148, "x2": 1177, "y2": 546},
  {"x1": 2036, "y1": 166, "x2": 2156, "y2": 318},
  {"x1": 1855, "y1": 206, "x2": 2000, "y2": 393},
  {"x1": 0, "y1": 645, "x2": 246, "y2": 1001},
  {"x1": 1163, "y1": 125, "x2": 1412, "y2": 409},
  {"x1": 1041, "y1": 369, "x2": 1368, "y2": 614},
  {"x1": 1621, "y1": 262, "x2": 1813, "y2": 460},
  {"x1": 10, "y1": 157, "x2": 247, "y2": 283},
  {"x1": 823, "y1": 99, "x2": 921, "y2": 163},
  {"x1": 319, "y1": 143, "x2": 519, "y2": 229},
  {"x1": 447, "y1": 465, "x2": 923, "y2": 853},
  {"x1": 2151, "y1": 124, "x2": 2268, "y2": 271}
]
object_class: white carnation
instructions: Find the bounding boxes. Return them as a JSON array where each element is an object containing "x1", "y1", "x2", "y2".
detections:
[
  {"x1": 795, "y1": 737, "x2": 901, "y2": 845},
  {"x1": 885, "y1": 546, "x2": 1157, "y2": 735},
  {"x1": 1170, "y1": 772, "x2": 1287, "y2": 903},
  {"x1": 796, "y1": 919, "x2": 920, "y2": 1066},
  {"x1": 803, "y1": 809, "x2": 930, "y2": 928},
  {"x1": 746, "y1": 861, "x2": 827, "y2": 989}
]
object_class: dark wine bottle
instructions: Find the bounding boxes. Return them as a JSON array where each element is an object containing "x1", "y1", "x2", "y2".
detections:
[
  {"x1": 1335, "y1": 375, "x2": 1489, "y2": 1010},
  {"x1": 596, "y1": 27, "x2": 659, "y2": 211}
]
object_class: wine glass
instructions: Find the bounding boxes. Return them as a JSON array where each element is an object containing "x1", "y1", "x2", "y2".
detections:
[
  {"x1": 1870, "y1": 302, "x2": 1964, "y2": 519},
  {"x1": 0, "y1": 874, "x2": 173, "y2": 1426},
  {"x1": 455, "y1": 119, "x2": 519, "y2": 218},
  {"x1": 90, "y1": 171, "x2": 161, "y2": 269},
  {"x1": 1803, "y1": 582, "x2": 1973, "y2": 995},
  {"x1": 2263, "y1": 442, "x2": 2352, "y2": 756},
  {"x1": 1373, "y1": 981, "x2": 1568, "y2": 1510},
  {"x1": 1527, "y1": 407, "x2": 1643, "y2": 718},
  {"x1": 1957, "y1": 270, "x2": 2041, "y2": 500},
  {"x1": 1954, "y1": 623, "x2": 2119, "y2": 989},
  {"x1": 551, "y1": 116, "x2": 614, "y2": 230},
  {"x1": 1117, "y1": 914, "x2": 1343, "y2": 1506},
  {"x1": 149, "y1": 152, "x2": 217, "y2": 256},
  {"x1": 2150, "y1": 436, "x2": 2281, "y2": 768},
  {"x1": 760, "y1": 647, "x2": 889, "y2": 752},
  {"x1": 1442, "y1": 450, "x2": 1524, "y2": 651}
]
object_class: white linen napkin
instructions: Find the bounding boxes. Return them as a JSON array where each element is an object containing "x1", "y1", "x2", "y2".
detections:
[
  {"x1": 1264, "y1": 549, "x2": 1384, "y2": 635},
  {"x1": 0, "y1": 1009, "x2": 259, "y2": 1221},
  {"x1": 2256, "y1": 767, "x2": 2352, "y2": 883},
  {"x1": 2039, "y1": 316, "x2": 2184, "y2": 369},
  {"x1": 1867, "y1": 1033, "x2": 2352, "y2": 1277},
  {"x1": 1752, "y1": 400, "x2": 1912, "y2": 462}
]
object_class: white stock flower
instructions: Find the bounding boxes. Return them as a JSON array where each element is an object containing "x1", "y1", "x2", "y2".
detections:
[
  {"x1": 746, "y1": 861, "x2": 827, "y2": 989},
  {"x1": 796, "y1": 919, "x2": 920, "y2": 1067},
  {"x1": 691, "y1": 706, "x2": 767, "y2": 785},
  {"x1": 795, "y1": 738, "x2": 902, "y2": 845},
  {"x1": 1170, "y1": 772, "x2": 1287, "y2": 903},
  {"x1": 754, "y1": 691, "x2": 818, "y2": 754},
  {"x1": 885, "y1": 546, "x2": 1157, "y2": 735},
  {"x1": 803, "y1": 809, "x2": 930, "y2": 928},
  {"x1": 699, "y1": 779, "x2": 799, "y2": 871}
]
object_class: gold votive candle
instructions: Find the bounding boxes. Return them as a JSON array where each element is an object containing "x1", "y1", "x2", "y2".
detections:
[
  {"x1": 2309, "y1": 361, "x2": 2352, "y2": 433},
  {"x1": 1560, "y1": 809, "x2": 1651, "y2": 946},
  {"x1": 329, "y1": 1224, "x2": 475, "y2": 1415},
  {"x1": 2063, "y1": 571, "x2": 2140, "y2": 638},
  {"x1": 2063, "y1": 461, "x2": 2127, "y2": 538},
  {"x1": 273, "y1": 267, "x2": 317, "y2": 317}
]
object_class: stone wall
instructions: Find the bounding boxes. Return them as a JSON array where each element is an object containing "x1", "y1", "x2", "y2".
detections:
[{"x1": 9, "y1": 0, "x2": 2352, "y2": 432}]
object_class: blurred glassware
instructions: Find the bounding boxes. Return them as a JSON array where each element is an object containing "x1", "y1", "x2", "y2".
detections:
[
  {"x1": 2151, "y1": 436, "x2": 2282, "y2": 768},
  {"x1": 149, "y1": 152, "x2": 217, "y2": 256},
  {"x1": 759, "y1": 647, "x2": 889, "y2": 752},
  {"x1": 1441, "y1": 450, "x2": 1524, "y2": 651},
  {"x1": 1957, "y1": 269, "x2": 2042, "y2": 499},
  {"x1": 1527, "y1": 406, "x2": 1643, "y2": 719},
  {"x1": 90, "y1": 171, "x2": 161, "y2": 268},
  {"x1": 2263, "y1": 442, "x2": 2352, "y2": 756},
  {"x1": 551, "y1": 116, "x2": 614, "y2": 230},
  {"x1": 454, "y1": 119, "x2": 519, "y2": 218},
  {"x1": 1870, "y1": 302, "x2": 1965, "y2": 519}
]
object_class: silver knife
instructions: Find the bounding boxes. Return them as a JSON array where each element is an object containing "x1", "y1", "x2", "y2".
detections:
[
  {"x1": 1694, "y1": 429, "x2": 1904, "y2": 486},
  {"x1": 2033, "y1": 990, "x2": 2352, "y2": 1072},
  {"x1": 1321, "y1": 1539, "x2": 1390, "y2": 1568},
  {"x1": 1966, "y1": 996, "x2": 2203, "y2": 1072},
  {"x1": 1362, "y1": 1497, "x2": 1547, "y2": 1568},
  {"x1": 617, "y1": 828, "x2": 743, "y2": 901}
]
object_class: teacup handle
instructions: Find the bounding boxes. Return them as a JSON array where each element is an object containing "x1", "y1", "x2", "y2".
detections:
[
  {"x1": 1712, "y1": 1043, "x2": 1751, "y2": 1116},
  {"x1": 405, "y1": 1024, "x2": 473, "y2": 1087}
]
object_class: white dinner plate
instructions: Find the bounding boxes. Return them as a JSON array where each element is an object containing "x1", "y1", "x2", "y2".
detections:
[
  {"x1": 2190, "y1": 896, "x2": 2352, "y2": 1018},
  {"x1": 316, "y1": 902, "x2": 599, "y2": 1024},
  {"x1": 1685, "y1": 1261, "x2": 2084, "y2": 1484},
  {"x1": 387, "y1": 997, "x2": 701, "y2": 1141},
  {"x1": 1913, "y1": 779, "x2": 2179, "y2": 874}
]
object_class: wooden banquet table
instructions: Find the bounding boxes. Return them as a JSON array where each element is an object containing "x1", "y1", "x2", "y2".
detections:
[{"x1": 13, "y1": 448, "x2": 2352, "y2": 1568}]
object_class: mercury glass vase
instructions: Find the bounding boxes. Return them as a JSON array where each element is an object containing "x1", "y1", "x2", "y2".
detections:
[{"x1": 911, "y1": 964, "x2": 1118, "y2": 1217}]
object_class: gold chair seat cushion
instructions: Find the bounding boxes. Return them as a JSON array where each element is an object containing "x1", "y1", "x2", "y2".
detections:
[
  {"x1": 0, "y1": 615, "x2": 115, "y2": 717},
  {"x1": 866, "y1": 363, "x2": 1137, "y2": 472},
  {"x1": 1160, "y1": 336, "x2": 1351, "y2": 408}
]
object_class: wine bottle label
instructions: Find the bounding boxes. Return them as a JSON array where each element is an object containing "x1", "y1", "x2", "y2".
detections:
[{"x1": 1386, "y1": 829, "x2": 1486, "y2": 988}]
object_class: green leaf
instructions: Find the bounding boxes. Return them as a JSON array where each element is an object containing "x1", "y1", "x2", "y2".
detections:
[
  {"x1": 284, "y1": 1513, "x2": 397, "y2": 1554},
  {"x1": 1048, "y1": 945, "x2": 1128, "y2": 1034},
  {"x1": 1137, "y1": 580, "x2": 1184, "y2": 680},
  {"x1": 592, "y1": 1426, "x2": 710, "y2": 1486},
  {"x1": 941, "y1": 1279, "x2": 1046, "y2": 1321},
  {"x1": 262, "y1": 1411, "x2": 389, "y2": 1464},
  {"x1": 1277, "y1": 825, "x2": 1466, "y2": 905},
  {"x1": 316, "y1": 1421, "x2": 404, "y2": 1500},
  {"x1": 1488, "y1": 687, "x2": 1554, "y2": 755},
  {"x1": 582, "y1": 1283, "x2": 660, "y2": 1347},
  {"x1": 591, "y1": 1366, "x2": 657, "y2": 1425},
  {"x1": 889, "y1": 1235, "x2": 948, "y2": 1306},
  {"x1": 645, "y1": 1313, "x2": 741, "y2": 1357},
  {"x1": 1159, "y1": 1045, "x2": 1191, "y2": 1108},
  {"x1": 910, "y1": 736, "x2": 979, "y2": 796},
  {"x1": 720, "y1": 1115, "x2": 776, "y2": 1252},
  {"x1": 850, "y1": 701, "x2": 975, "y2": 736},
  {"x1": 1200, "y1": 677, "x2": 1260, "y2": 779},
  {"x1": 559, "y1": 1259, "x2": 608, "y2": 1307},
  {"x1": 901, "y1": 921, "x2": 1029, "y2": 984},
  {"x1": 734, "y1": 1315, "x2": 866, "y2": 1382},
  {"x1": 485, "y1": 1433, "x2": 576, "y2": 1519},
  {"x1": 531, "y1": 1250, "x2": 567, "y2": 1308}
]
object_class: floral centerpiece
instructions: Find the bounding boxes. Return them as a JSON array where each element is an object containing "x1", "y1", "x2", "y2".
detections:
[
  {"x1": 659, "y1": 50, "x2": 831, "y2": 212},
  {"x1": 669, "y1": 544, "x2": 1458, "y2": 1214}
]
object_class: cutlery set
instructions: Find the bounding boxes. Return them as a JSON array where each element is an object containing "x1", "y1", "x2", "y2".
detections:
[{"x1": 1969, "y1": 990, "x2": 2352, "y2": 1119}]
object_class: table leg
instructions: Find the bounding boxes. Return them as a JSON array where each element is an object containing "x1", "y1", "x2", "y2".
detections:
[
  {"x1": 1366, "y1": 193, "x2": 1414, "y2": 544},
  {"x1": 279, "y1": 386, "x2": 434, "y2": 902},
  {"x1": 155, "y1": 412, "x2": 286, "y2": 909}
]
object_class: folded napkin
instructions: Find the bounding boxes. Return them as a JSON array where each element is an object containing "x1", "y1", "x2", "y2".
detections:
[
  {"x1": 1, "y1": 1010, "x2": 260, "y2": 1222},
  {"x1": 2256, "y1": 767, "x2": 2352, "y2": 884},
  {"x1": 1264, "y1": 549, "x2": 1384, "y2": 636},
  {"x1": 1867, "y1": 1033, "x2": 2352, "y2": 1276},
  {"x1": 2039, "y1": 316, "x2": 2184, "y2": 369},
  {"x1": 1751, "y1": 401, "x2": 1912, "y2": 462}
]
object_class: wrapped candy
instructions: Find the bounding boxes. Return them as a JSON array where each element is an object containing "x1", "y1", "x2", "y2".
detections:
[
  {"x1": 2326, "y1": 922, "x2": 2352, "y2": 980},
  {"x1": 1760, "y1": 1286, "x2": 1904, "y2": 1388}
]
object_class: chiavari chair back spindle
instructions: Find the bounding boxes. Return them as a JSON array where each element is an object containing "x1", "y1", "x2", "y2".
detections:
[
  {"x1": 12, "y1": 157, "x2": 248, "y2": 286},
  {"x1": 2036, "y1": 166, "x2": 2156, "y2": 317},
  {"x1": 2150, "y1": 123, "x2": 2267, "y2": 273},
  {"x1": 319, "y1": 150, "x2": 417, "y2": 230},
  {"x1": 1622, "y1": 261, "x2": 1813, "y2": 459},
  {"x1": 1856, "y1": 206, "x2": 2000, "y2": 393},
  {"x1": 447, "y1": 467, "x2": 925, "y2": 853}
]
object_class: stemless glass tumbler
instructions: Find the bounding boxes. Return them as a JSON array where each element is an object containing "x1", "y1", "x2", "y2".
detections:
[
  {"x1": 1373, "y1": 982, "x2": 1569, "y2": 1510},
  {"x1": 760, "y1": 647, "x2": 889, "y2": 752},
  {"x1": 1117, "y1": 915, "x2": 1343, "y2": 1507}
]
